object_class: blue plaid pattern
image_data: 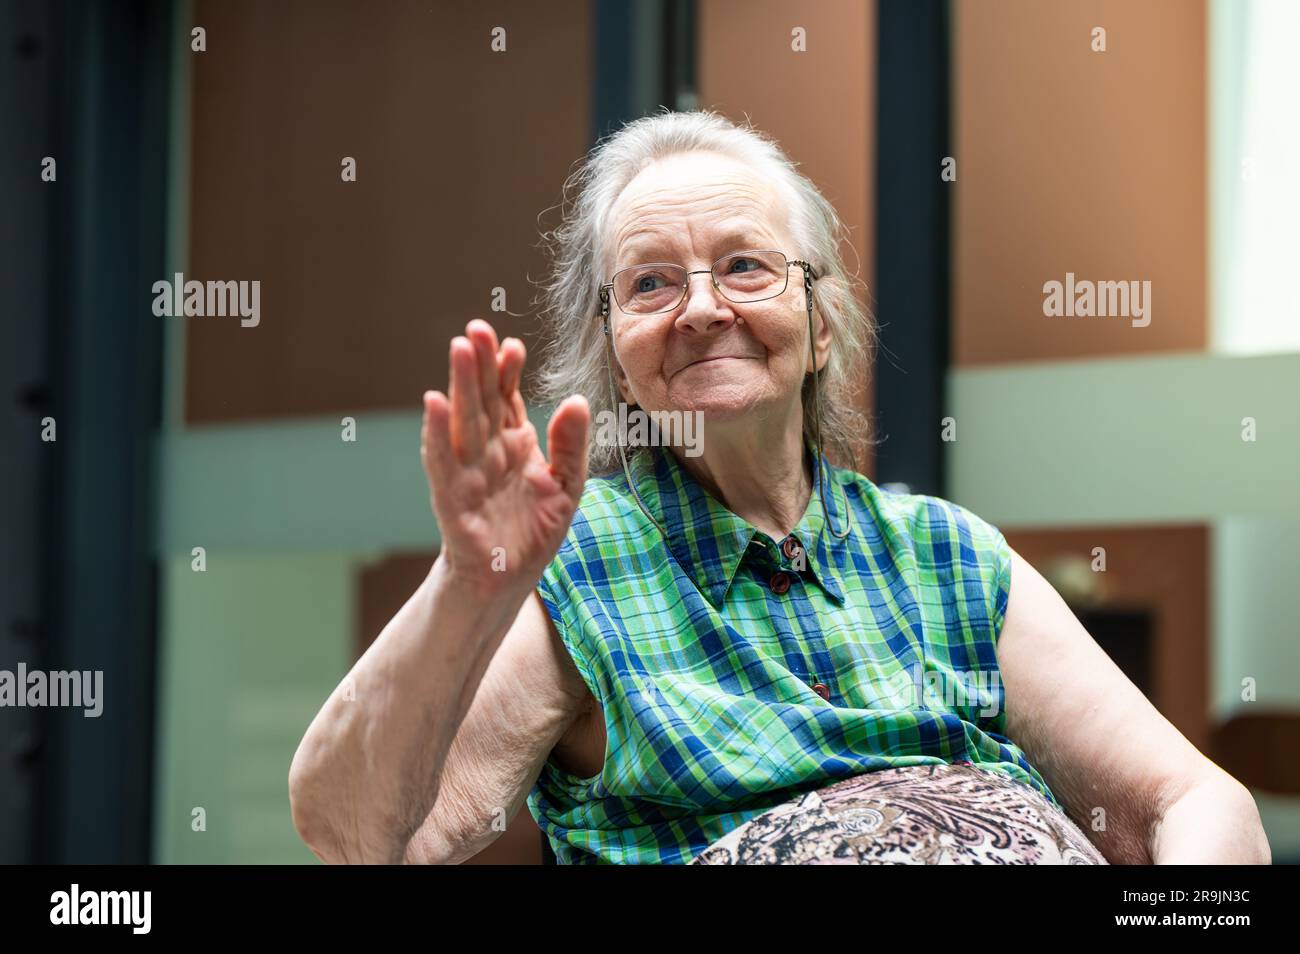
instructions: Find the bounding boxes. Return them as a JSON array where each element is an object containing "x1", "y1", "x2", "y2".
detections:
[{"x1": 527, "y1": 437, "x2": 1056, "y2": 864}]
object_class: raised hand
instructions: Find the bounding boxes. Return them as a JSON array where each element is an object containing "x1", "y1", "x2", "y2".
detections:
[{"x1": 420, "y1": 319, "x2": 590, "y2": 596}]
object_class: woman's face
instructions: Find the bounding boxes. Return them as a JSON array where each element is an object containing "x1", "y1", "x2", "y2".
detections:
[{"x1": 604, "y1": 151, "x2": 830, "y2": 424}]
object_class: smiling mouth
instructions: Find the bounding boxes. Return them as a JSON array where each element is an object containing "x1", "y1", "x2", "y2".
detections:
[{"x1": 671, "y1": 355, "x2": 753, "y2": 380}]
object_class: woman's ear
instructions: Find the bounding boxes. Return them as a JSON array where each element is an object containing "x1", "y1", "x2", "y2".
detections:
[
  {"x1": 807, "y1": 297, "x2": 834, "y2": 375},
  {"x1": 613, "y1": 359, "x2": 634, "y2": 405},
  {"x1": 816, "y1": 312, "x2": 833, "y2": 373}
]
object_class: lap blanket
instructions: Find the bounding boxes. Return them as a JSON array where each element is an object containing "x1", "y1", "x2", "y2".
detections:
[{"x1": 690, "y1": 762, "x2": 1108, "y2": 865}]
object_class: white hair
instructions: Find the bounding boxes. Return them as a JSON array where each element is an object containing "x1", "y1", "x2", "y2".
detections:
[{"x1": 528, "y1": 107, "x2": 877, "y2": 475}]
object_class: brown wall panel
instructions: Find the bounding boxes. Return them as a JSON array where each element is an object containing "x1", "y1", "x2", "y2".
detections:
[
  {"x1": 698, "y1": 0, "x2": 877, "y2": 474},
  {"x1": 1003, "y1": 526, "x2": 1210, "y2": 754},
  {"x1": 186, "y1": 0, "x2": 591, "y2": 423},
  {"x1": 953, "y1": 0, "x2": 1206, "y2": 365}
]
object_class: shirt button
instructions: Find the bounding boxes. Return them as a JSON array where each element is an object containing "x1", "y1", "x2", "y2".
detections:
[
  {"x1": 769, "y1": 571, "x2": 791, "y2": 594},
  {"x1": 781, "y1": 535, "x2": 802, "y2": 560},
  {"x1": 812, "y1": 682, "x2": 831, "y2": 701}
]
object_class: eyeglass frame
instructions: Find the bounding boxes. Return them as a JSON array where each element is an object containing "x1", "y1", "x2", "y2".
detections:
[{"x1": 596, "y1": 249, "x2": 820, "y2": 334}]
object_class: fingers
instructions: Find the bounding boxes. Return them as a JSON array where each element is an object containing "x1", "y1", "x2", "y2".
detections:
[
  {"x1": 449, "y1": 335, "x2": 485, "y2": 461},
  {"x1": 446, "y1": 322, "x2": 530, "y2": 466},
  {"x1": 546, "y1": 395, "x2": 590, "y2": 506},
  {"x1": 497, "y1": 336, "x2": 526, "y2": 428},
  {"x1": 508, "y1": 387, "x2": 527, "y2": 432},
  {"x1": 421, "y1": 389, "x2": 454, "y2": 489},
  {"x1": 466, "y1": 319, "x2": 503, "y2": 436}
]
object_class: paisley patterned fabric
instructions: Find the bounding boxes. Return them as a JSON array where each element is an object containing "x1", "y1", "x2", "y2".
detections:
[{"x1": 690, "y1": 762, "x2": 1107, "y2": 865}]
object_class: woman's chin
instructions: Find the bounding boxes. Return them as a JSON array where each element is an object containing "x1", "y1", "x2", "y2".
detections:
[{"x1": 666, "y1": 389, "x2": 772, "y2": 420}]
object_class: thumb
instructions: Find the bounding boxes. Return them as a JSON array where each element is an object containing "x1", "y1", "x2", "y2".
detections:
[{"x1": 546, "y1": 395, "x2": 590, "y2": 505}]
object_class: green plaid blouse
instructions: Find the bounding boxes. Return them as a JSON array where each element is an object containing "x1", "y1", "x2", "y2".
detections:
[{"x1": 527, "y1": 436, "x2": 1056, "y2": 864}]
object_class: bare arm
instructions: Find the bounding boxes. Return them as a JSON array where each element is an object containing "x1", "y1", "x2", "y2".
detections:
[
  {"x1": 997, "y1": 548, "x2": 1270, "y2": 864},
  {"x1": 288, "y1": 319, "x2": 590, "y2": 864},
  {"x1": 402, "y1": 588, "x2": 592, "y2": 864},
  {"x1": 288, "y1": 559, "x2": 548, "y2": 864}
]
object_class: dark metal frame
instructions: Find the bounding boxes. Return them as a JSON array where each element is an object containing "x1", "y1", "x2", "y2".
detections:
[
  {"x1": 23, "y1": 0, "x2": 171, "y2": 864},
  {"x1": 873, "y1": 0, "x2": 952, "y2": 496},
  {"x1": 592, "y1": 0, "x2": 697, "y2": 142}
]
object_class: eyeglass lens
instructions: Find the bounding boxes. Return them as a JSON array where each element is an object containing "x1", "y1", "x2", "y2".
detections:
[{"x1": 610, "y1": 250, "x2": 791, "y2": 316}]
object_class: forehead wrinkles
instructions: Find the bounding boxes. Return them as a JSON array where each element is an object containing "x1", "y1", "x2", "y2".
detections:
[{"x1": 607, "y1": 165, "x2": 786, "y2": 268}]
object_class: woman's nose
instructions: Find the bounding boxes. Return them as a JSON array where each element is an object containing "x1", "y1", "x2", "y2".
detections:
[{"x1": 674, "y1": 273, "x2": 736, "y2": 335}]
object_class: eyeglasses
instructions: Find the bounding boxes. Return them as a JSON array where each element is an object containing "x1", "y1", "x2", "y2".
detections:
[{"x1": 599, "y1": 249, "x2": 819, "y2": 318}]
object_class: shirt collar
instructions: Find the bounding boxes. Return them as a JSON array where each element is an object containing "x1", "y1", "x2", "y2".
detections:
[{"x1": 626, "y1": 434, "x2": 848, "y2": 609}]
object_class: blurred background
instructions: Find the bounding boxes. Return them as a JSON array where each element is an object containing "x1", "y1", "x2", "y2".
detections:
[{"x1": 2, "y1": 0, "x2": 1297, "y2": 864}]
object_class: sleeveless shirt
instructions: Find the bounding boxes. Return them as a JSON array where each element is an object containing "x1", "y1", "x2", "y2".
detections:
[{"x1": 526, "y1": 436, "x2": 1056, "y2": 864}]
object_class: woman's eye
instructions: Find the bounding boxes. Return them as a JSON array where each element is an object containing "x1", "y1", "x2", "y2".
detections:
[{"x1": 729, "y1": 257, "x2": 759, "y2": 274}]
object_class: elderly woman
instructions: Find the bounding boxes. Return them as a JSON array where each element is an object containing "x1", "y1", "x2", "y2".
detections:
[{"x1": 289, "y1": 110, "x2": 1269, "y2": 865}]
